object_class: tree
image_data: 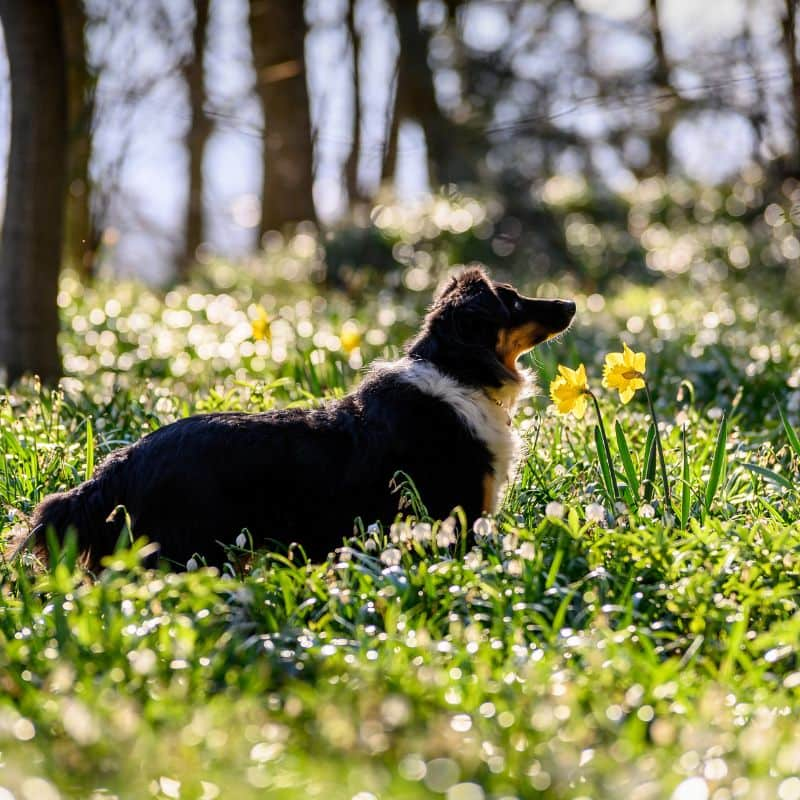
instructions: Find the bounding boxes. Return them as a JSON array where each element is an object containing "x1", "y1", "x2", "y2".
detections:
[
  {"x1": 248, "y1": 0, "x2": 316, "y2": 238},
  {"x1": 345, "y1": 0, "x2": 364, "y2": 204},
  {"x1": 182, "y1": 0, "x2": 211, "y2": 278},
  {"x1": 0, "y1": 0, "x2": 68, "y2": 383},
  {"x1": 782, "y1": 0, "x2": 800, "y2": 174},
  {"x1": 383, "y1": 0, "x2": 476, "y2": 187},
  {"x1": 60, "y1": 0, "x2": 98, "y2": 279}
]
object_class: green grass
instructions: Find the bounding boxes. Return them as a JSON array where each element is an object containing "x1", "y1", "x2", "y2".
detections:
[{"x1": 1, "y1": 249, "x2": 800, "y2": 799}]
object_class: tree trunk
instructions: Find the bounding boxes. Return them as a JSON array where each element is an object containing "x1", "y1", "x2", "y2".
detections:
[
  {"x1": 0, "y1": 0, "x2": 68, "y2": 383},
  {"x1": 645, "y1": 0, "x2": 674, "y2": 176},
  {"x1": 386, "y1": 0, "x2": 474, "y2": 187},
  {"x1": 181, "y1": 0, "x2": 211, "y2": 279},
  {"x1": 783, "y1": 0, "x2": 800, "y2": 173},
  {"x1": 60, "y1": 0, "x2": 97, "y2": 279},
  {"x1": 345, "y1": 0, "x2": 363, "y2": 204},
  {"x1": 248, "y1": 0, "x2": 316, "y2": 239}
]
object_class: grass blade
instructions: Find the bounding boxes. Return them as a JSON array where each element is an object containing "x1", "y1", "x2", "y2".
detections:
[
  {"x1": 741, "y1": 461, "x2": 796, "y2": 492},
  {"x1": 594, "y1": 424, "x2": 615, "y2": 502},
  {"x1": 615, "y1": 420, "x2": 639, "y2": 499},
  {"x1": 642, "y1": 423, "x2": 657, "y2": 502},
  {"x1": 704, "y1": 413, "x2": 727, "y2": 513},
  {"x1": 777, "y1": 401, "x2": 800, "y2": 458},
  {"x1": 85, "y1": 417, "x2": 94, "y2": 481},
  {"x1": 680, "y1": 425, "x2": 691, "y2": 528}
]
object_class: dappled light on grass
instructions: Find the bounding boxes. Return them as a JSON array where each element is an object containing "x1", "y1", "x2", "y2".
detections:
[{"x1": 2, "y1": 197, "x2": 800, "y2": 796}]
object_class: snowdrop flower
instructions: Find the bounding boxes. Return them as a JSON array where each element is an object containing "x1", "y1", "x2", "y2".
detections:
[
  {"x1": 436, "y1": 517, "x2": 457, "y2": 548},
  {"x1": 585, "y1": 503, "x2": 606, "y2": 524},
  {"x1": 502, "y1": 533, "x2": 519, "y2": 553},
  {"x1": 186, "y1": 557, "x2": 199, "y2": 572},
  {"x1": 638, "y1": 503, "x2": 656, "y2": 519},
  {"x1": 505, "y1": 559, "x2": 523, "y2": 577},
  {"x1": 464, "y1": 549, "x2": 483, "y2": 570},
  {"x1": 545, "y1": 501, "x2": 564, "y2": 519},
  {"x1": 235, "y1": 532, "x2": 248, "y2": 548},
  {"x1": 472, "y1": 517, "x2": 495, "y2": 540},
  {"x1": 412, "y1": 522, "x2": 432, "y2": 544},
  {"x1": 380, "y1": 547, "x2": 402, "y2": 567},
  {"x1": 518, "y1": 541, "x2": 536, "y2": 561}
]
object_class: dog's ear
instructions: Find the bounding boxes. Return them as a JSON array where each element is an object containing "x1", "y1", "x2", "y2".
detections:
[{"x1": 434, "y1": 267, "x2": 490, "y2": 304}]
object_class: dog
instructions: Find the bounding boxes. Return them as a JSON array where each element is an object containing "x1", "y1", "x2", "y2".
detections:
[{"x1": 28, "y1": 267, "x2": 575, "y2": 569}]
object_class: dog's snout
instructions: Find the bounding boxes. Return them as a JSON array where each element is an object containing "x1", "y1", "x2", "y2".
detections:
[{"x1": 561, "y1": 300, "x2": 577, "y2": 318}]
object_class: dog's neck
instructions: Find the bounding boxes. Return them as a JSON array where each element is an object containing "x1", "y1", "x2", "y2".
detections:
[{"x1": 369, "y1": 357, "x2": 533, "y2": 495}]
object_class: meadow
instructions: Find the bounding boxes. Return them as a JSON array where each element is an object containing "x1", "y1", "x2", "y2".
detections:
[{"x1": 1, "y1": 189, "x2": 800, "y2": 799}]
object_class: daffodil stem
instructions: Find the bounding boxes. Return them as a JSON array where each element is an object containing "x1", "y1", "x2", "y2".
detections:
[
  {"x1": 588, "y1": 391, "x2": 621, "y2": 502},
  {"x1": 644, "y1": 382, "x2": 672, "y2": 511}
]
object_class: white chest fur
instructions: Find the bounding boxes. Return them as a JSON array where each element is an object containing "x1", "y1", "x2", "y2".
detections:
[{"x1": 371, "y1": 358, "x2": 531, "y2": 510}]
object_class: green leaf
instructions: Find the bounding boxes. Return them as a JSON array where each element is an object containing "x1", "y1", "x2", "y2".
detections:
[
  {"x1": 594, "y1": 424, "x2": 615, "y2": 502},
  {"x1": 680, "y1": 425, "x2": 691, "y2": 529},
  {"x1": 615, "y1": 419, "x2": 639, "y2": 499},
  {"x1": 85, "y1": 417, "x2": 94, "y2": 481},
  {"x1": 741, "y1": 461, "x2": 796, "y2": 492},
  {"x1": 642, "y1": 423, "x2": 657, "y2": 502},
  {"x1": 777, "y1": 401, "x2": 800, "y2": 458},
  {"x1": 704, "y1": 414, "x2": 728, "y2": 512}
]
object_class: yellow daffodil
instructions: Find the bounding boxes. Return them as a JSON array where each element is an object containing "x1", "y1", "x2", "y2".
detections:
[
  {"x1": 340, "y1": 320, "x2": 362, "y2": 354},
  {"x1": 602, "y1": 342, "x2": 646, "y2": 404},
  {"x1": 251, "y1": 305, "x2": 271, "y2": 342},
  {"x1": 550, "y1": 363, "x2": 590, "y2": 419}
]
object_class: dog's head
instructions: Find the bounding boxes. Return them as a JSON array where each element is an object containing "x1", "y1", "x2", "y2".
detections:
[{"x1": 408, "y1": 267, "x2": 576, "y2": 387}]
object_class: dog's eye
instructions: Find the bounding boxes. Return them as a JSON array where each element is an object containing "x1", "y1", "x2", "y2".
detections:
[{"x1": 513, "y1": 300, "x2": 522, "y2": 312}]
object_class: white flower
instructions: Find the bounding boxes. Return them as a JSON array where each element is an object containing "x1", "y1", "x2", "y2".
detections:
[
  {"x1": 638, "y1": 503, "x2": 656, "y2": 519},
  {"x1": 367, "y1": 523, "x2": 381, "y2": 536},
  {"x1": 364, "y1": 538, "x2": 378, "y2": 552},
  {"x1": 472, "y1": 517, "x2": 495, "y2": 539},
  {"x1": 412, "y1": 522, "x2": 432, "y2": 543},
  {"x1": 545, "y1": 501, "x2": 564, "y2": 519},
  {"x1": 235, "y1": 532, "x2": 248, "y2": 548},
  {"x1": 502, "y1": 533, "x2": 518, "y2": 553},
  {"x1": 186, "y1": 557, "x2": 199, "y2": 572},
  {"x1": 585, "y1": 503, "x2": 606, "y2": 524},
  {"x1": 380, "y1": 547, "x2": 402, "y2": 567},
  {"x1": 337, "y1": 547, "x2": 353, "y2": 562},
  {"x1": 436, "y1": 518, "x2": 457, "y2": 548},
  {"x1": 390, "y1": 521, "x2": 411, "y2": 544},
  {"x1": 518, "y1": 542, "x2": 536, "y2": 560},
  {"x1": 505, "y1": 559, "x2": 523, "y2": 577},
  {"x1": 464, "y1": 549, "x2": 483, "y2": 570}
]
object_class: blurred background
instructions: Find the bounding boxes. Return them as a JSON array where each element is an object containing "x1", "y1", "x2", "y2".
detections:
[{"x1": 1, "y1": 0, "x2": 799, "y2": 387}]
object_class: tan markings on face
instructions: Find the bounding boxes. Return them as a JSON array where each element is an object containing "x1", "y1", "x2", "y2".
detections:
[
  {"x1": 496, "y1": 322, "x2": 549, "y2": 371},
  {"x1": 482, "y1": 473, "x2": 496, "y2": 514}
]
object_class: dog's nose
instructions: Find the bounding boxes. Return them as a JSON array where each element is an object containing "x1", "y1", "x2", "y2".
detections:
[{"x1": 561, "y1": 300, "x2": 577, "y2": 317}]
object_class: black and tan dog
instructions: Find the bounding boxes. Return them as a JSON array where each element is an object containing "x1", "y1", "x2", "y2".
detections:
[{"x1": 29, "y1": 268, "x2": 575, "y2": 568}]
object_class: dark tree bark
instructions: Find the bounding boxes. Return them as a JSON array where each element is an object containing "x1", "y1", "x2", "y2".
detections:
[
  {"x1": 384, "y1": 0, "x2": 475, "y2": 187},
  {"x1": 783, "y1": 0, "x2": 800, "y2": 173},
  {"x1": 181, "y1": 0, "x2": 211, "y2": 279},
  {"x1": 0, "y1": 0, "x2": 68, "y2": 383},
  {"x1": 60, "y1": 0, "x2": 97, "y2": 279},
  {"x1": 645, "y1": 0, "x2": 675, "y2": 176},
  {"x1": 248, "y1": 0, "x2": 316, "y2": 239},
  {"x1": 345, "y1": 0, "x2": 363, "y2": 204}
]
